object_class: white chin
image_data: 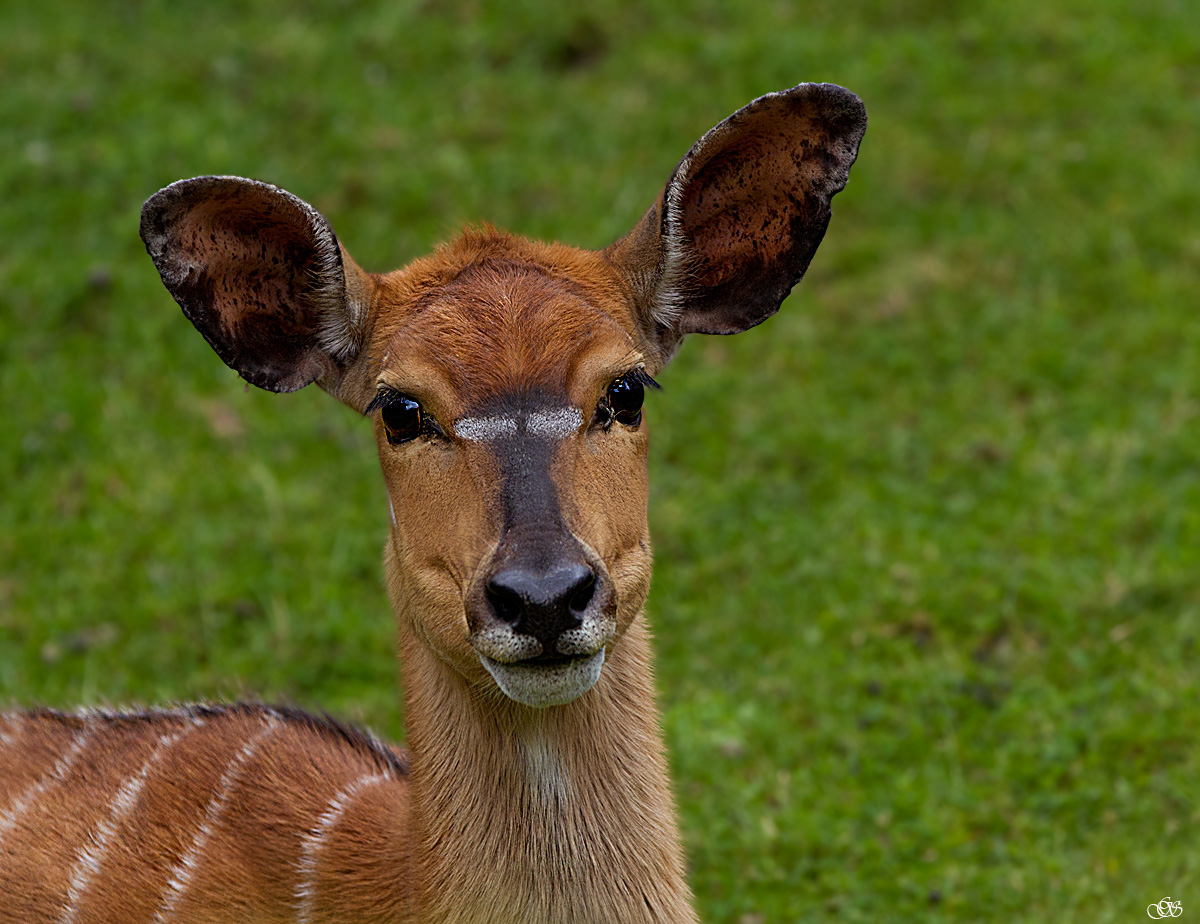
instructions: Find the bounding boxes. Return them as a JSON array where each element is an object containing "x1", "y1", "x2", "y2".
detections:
[{"x1": 480, "y1": 650, "x2": 605, "y2": 707}]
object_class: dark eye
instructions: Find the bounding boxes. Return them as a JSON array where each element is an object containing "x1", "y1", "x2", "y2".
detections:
[
  {"x1": 608, "y1": 376, "x2": 644, "y2": 425},
  {"x1": 597, "y1": 374, "x2": 648, "y2": 430},
  {"x1": 380, "y1": 396, "x2": 423, "y2": 445}
]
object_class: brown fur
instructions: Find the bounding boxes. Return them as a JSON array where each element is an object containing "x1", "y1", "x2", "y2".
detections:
[
  {"x1": 0, "y1": 707, "x2": 411, "y2": 922},
  {"x1": 2, "y1": 83, "x2": 865, "y2": 923}
]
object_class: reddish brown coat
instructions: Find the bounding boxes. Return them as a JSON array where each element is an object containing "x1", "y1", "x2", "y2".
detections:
[{"x1": 1, "y1": 83, "x2": 865, "y2": 923}]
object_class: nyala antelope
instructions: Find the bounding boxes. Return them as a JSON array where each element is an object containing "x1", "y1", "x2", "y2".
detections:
[{"x1": 1, "y1": 83, "x2": 865, "y2": 923}]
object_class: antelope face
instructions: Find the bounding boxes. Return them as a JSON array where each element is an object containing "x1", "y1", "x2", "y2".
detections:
[
  {"x1": 366, "y1": 243, "x2": 656, "y2": 706},
  {"x1": 140, "y1": 82, "x2": 866, "y2": 708}
]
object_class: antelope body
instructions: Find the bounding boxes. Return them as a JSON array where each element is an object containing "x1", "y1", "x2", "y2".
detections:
[{"x1": 1, "y1": 84, "x2": 865, "y2": 923}]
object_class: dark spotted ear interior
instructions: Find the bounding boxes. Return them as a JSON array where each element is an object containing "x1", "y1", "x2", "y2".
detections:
[
  {"x1": 140, "y1": 176, "x2": 368, "y2": 393},
  {"x1": 607, "y1": 82, "x2": 867, "y2": 357}
]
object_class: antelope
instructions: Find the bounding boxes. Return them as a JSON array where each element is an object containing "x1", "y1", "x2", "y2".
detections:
[{"x1": 0, "y1": 82, "x2": 865, "y2": 923}]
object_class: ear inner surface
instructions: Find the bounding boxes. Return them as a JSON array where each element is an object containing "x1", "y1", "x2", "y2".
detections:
[
  {"x1": 611, "y1": 82, "x2": 867, "y2": 347},
  {"x1": 140, "y1": 176, "x2": 357, "y2": 394}
]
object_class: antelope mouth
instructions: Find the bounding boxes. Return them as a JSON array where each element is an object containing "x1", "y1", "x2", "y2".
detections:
[{"x1": 480, "y1": 649, "x2": 606, "y2": 708}]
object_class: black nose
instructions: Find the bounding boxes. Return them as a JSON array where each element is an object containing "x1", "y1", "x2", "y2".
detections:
[{"x1": 486, "y1": 563, "x2": 596, "y2": 653}]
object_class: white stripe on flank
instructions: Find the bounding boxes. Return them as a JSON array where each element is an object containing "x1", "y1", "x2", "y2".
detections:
[
  {"x1": 0, "y1": 713, "x2": 20, "y2": 748},
  {"x1": 0, "y1": 727, "x2": 93, "y2": 845},
  {"x1": 59, "y1": 723, "x2": 202, "y2": 924},
  {"x1": 294, "y1": 773, "x2": 389, "y2": 923},
  {"x1": 151, "y1": 719, "x2": 277, "y2": 923},
  {"x1": 453, "y1": 406, "x2": 582, "y2": 442}
]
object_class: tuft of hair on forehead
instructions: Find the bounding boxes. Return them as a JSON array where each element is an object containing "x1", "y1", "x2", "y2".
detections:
[{"x1": 374, "y1": 227, "x2": 638, "y2": 406}]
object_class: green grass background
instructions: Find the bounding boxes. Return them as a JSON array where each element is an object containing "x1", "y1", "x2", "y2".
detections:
[{"x1": 2, "y1": 0, "x2": 1197, "y2": 920}]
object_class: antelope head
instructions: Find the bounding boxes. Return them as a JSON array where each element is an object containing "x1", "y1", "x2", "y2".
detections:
[{"x1": 140, "y1": 83, "x2": 866, "y2": 709}]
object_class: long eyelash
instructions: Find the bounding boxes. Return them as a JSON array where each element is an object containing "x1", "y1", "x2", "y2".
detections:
[
  {"x1": 627, "y1": 368, "x2": 662, "y2": 390},
  {"x1": 364, "y1": 388, "x2": 398, "y2": 416},
  {"x1": 365, "y1": 389, "x2": 447, "y2": 440}
]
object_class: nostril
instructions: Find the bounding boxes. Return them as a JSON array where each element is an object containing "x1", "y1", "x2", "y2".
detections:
[
  {"x1": 484, "y1": 564, "x2": 597, "y2": 639},
  {"x1": 486, "y1": 581, "x2": 524, "y2": 625},
  {"x1": 568, "y1": 573, "x2": 595, "y2": 614}
]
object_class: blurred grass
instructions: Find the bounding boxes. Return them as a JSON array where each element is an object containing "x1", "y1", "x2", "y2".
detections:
[{"x1": 2, "y1": 0, "x2": 1198, "y2": 920}]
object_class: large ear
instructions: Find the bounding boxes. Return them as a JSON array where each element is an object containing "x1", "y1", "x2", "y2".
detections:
[
  {"x1": 140, "y1": 176, "x2": 372, "y2": 394},
  {"x1": 606, "y1": 82, "x2": 866, "y2": 357}
]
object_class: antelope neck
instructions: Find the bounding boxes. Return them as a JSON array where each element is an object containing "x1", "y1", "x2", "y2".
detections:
[{"x1": 398, "y1": 616, "x2": 698, "y2": 924}]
